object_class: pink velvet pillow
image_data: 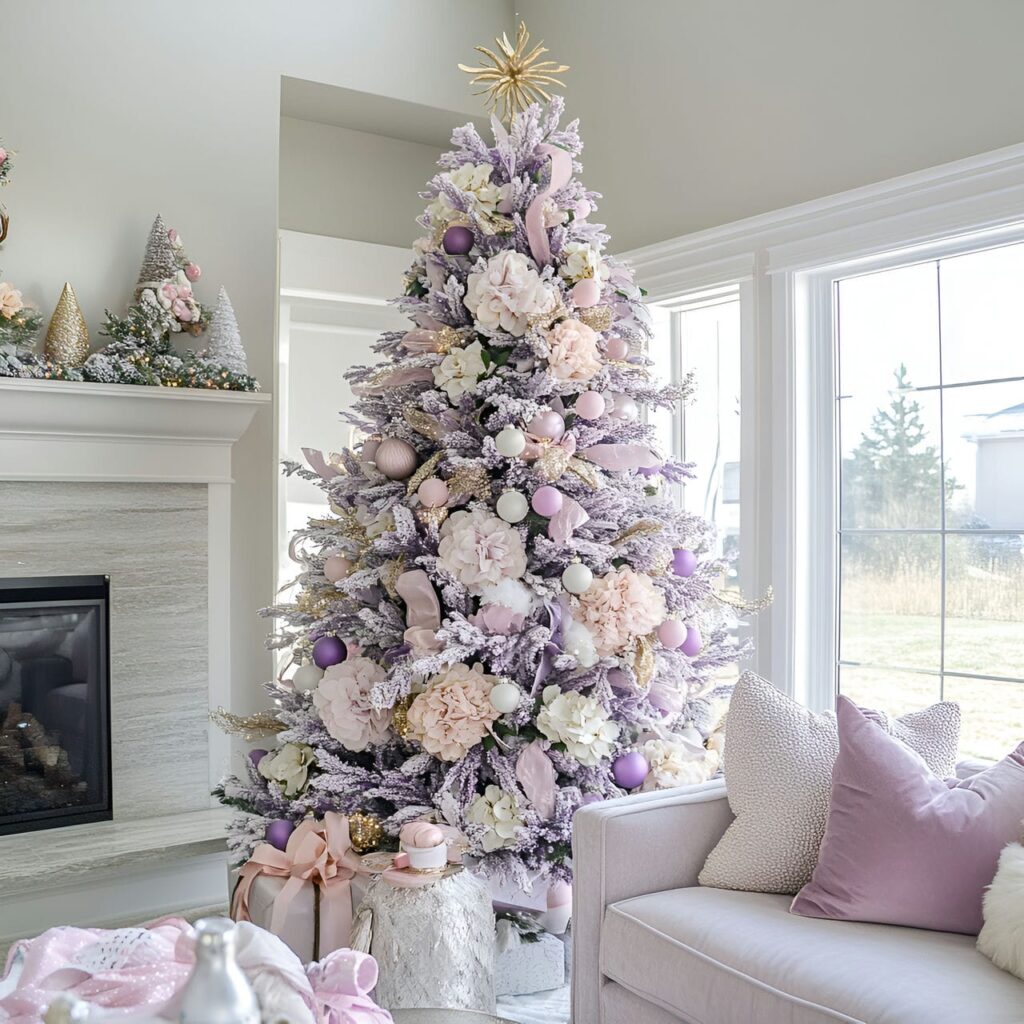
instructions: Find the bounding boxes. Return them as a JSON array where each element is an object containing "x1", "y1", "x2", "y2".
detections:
[{"x1": 791, "y1": 696, "x2": 1024, "y2": 934}]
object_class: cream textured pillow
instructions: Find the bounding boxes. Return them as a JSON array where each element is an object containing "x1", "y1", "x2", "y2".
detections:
[{"x1": 698, "y1": 671, "x2": 960, "y2": 895}]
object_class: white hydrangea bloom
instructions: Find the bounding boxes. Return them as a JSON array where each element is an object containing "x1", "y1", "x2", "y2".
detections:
[
  {"x1": 537, "y1": 689, "x2": 619, "y2": 767},
  {"x1": 433, "y1": 339, "x2": 487, "y2": 402},
  {"x1": 428, "y1": 163, "x2": 502, "y2": 228},
  {"x1": 466, "y1": 784, "x2": 524, "y2": 852},
  {"x1": 640, "y1": 728, "x2": 720, "y2": 791},
  {"x1": 558, "y1": 241, "x2": 607, "y2": 284},
  {"x1": 465, "y1": 250, "x2": 556, "y2": 336}
]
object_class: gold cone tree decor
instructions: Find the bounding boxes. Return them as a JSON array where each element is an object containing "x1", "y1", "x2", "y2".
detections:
[{"x1": 44, "y1": 283, "x2": 90, "y2": 367}]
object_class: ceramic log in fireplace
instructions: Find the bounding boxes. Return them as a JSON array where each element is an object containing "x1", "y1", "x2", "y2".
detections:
[{"x1": 0, "y1": 576, "x2": 111, "y2": 834}]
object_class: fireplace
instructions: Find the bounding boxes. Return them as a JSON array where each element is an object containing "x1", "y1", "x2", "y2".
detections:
[{"x1": 0, "y1": 575, "x2": 111, "y2": 835}]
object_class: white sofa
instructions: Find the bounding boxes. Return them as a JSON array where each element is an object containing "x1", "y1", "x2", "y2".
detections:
[{"x1": 572, "y1": 778, "x2": 1024, "y2": 1023}]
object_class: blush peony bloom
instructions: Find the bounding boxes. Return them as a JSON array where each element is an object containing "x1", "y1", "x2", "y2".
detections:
[
  {"x1": 537, "y1": 687, "x2": 619, "y2": 767},
  {"x1": 465, "y1": 250, "x2": 556, "y2": 336},
  {"x1": 437, "y1": 509, "x2": 527, "y2": 592},
  {"x1": 433, "y1": 339, "x2": 487, "y2": 402},
  {"x1": 0, "y1": 282, "x2": 25, "y2": 319},
  {"x1": 313, "y1": 656, "x2": 391, "y2": 752},
  {"x1": 258, "y1": 742, "x2": 316, "y2": 797},
  {"x1": 466, "y1": 785, "x2": 524, "y2": 852},
  {"x1": 545, "y1": 318, "x2": 603, "y2": 383},
  {"x1": 406, "y1": 662, "x2": 499, "y2": 761},
  {"x1": 575, "y1": 566, "x2": 667, "y2": 656}
]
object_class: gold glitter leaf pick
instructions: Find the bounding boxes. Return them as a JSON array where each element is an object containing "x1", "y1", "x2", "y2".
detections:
[{"x1": 459, "y1": 21, "x2": 570, "y2": 123}]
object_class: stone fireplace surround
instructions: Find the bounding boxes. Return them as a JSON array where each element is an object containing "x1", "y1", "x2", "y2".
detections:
[{"x1": 0, "y1": 378, "x2": 268, "y2": 948}]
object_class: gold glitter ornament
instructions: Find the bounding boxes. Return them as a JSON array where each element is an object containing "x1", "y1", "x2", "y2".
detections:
[
  {"x1": 404, "y1": 407, "x2": 446, "y2": 442},
  {"x1": 611, "y1": 520, "x2": 665, "y2": 548},
  {"x1": 527, "y1": 296, "x2": 569, "y2": 334},
  {"x1": 459, "y1": 22, "x2": 570, "y2": 124},
  {"x1": 632, "y1": 633, "x2": 657, "y2": 690},
  {"x1": 406, "y1": 451, "x2": 444, "y2": 496},
  {"x1": 447, "y1": 464, "x2": 492, "y2": 503},
  {"x1": 578, "y1": 305, "x2": 615, "y2": 333},
  {"x1": 391, "y1": 695, "x2": 413, "y2": 739},
  {"x1": 434, "y1": 326, "x2": 461, "y2": 355},
  {"x1": 44, "y1": 283, "x2": 89, "y2": 367},
  {"x1": 536, "y1": 443, "x2": 572, "y2": 483},
  {"x1": 416, "y1": 504, "x2": 450, "y2": 532},
  {"x1": 348, "y1": 812, "x2": 384, "y2": 853}
]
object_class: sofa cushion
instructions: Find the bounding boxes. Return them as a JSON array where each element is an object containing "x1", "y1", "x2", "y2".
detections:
[
  {"x1": 602, "y1": 887, "x2": 1024, "y2": 1024},
  {"x1": 698, "y1": 671, "x2": 960, "y2": 894}
]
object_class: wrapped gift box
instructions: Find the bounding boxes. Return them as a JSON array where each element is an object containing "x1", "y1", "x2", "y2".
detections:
[{"x1": 494, "y1": 929, "x2": 566, "y2": 996}]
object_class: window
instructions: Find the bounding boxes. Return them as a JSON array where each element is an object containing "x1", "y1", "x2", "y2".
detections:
[
  {"x1": 650, "y1": 286, "x2": 743, "y2": 592},
  {"x1": 833, "y1": 242, "x2": 1024, "y2": 759}
]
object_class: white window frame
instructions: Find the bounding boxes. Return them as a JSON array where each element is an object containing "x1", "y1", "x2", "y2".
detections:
[{"x1": 626, "y1": 141, "x2": 1024, "y2": 705}]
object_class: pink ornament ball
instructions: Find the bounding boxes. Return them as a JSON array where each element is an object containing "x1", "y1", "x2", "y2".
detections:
[
  {"x1": 265, "y1": 818, "x2": 295, "y2": 851},
  {"x1": 248, "y1": 748, "x2": 268, "y2": 768},
  {"x1": 572, "y1": 278, "x2": 602, "y2": 308},
  {"x1": 604, "y1": 336, "x2": 629, "y2": 360},
  {"x1": 531, "y1": 485, "x2": 564, "y2": 517},
  {"x1": 575, "y1": 391, "x2": 606, "y2": 419},
  {"x1": 657, "y1": 619, "x2": 688, "y2": 650},
  {"x1": 681, "y1": 625, "x2": 703, "y2": 657},
  {"x1": 324, "y1": 553, "x2": 353, "y2": 583},
  {"x1": 361, "y1": 437, "x2": 381, "y2": 462},
  {"x1": 574, "y1": 198, "x2": 593, "y2": 221},
  {"x1": 672, "y1": 548, "x2": 697, "y2": 577},
  {"x1": 417, "y1": 477, "x2": 449, "y2": 508},
  {"x1": 442, "y1": 225, "x2": 474, "y2": 256},
  {"x1": 529, "y1": 409, "x2": 565, "y2": 440},
  {"x1": 547, "y1": 879, "x2": 572, "y2": 909},
  {"x1": 612, "y1": 751, "x2": 649, "y2": 790},
  {"x1": 312, "y1": 635, "x2": 346, "y2": 669},
  {"x1": 375, "y1": 437, "x2": 418, "y2": 480}
]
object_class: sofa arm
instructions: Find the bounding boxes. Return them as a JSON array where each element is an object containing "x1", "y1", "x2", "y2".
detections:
[{"x1": 571, "y1": 779, "x2": 732, "y2": 1024}]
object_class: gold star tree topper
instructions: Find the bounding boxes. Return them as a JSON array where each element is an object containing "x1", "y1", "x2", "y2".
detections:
[{"x1": 459, "y1": 21, "x2": 570, "y2": 123}]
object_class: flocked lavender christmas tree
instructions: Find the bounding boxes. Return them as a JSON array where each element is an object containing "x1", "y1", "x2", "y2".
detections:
[{"x1": 219, "y1": 28, "x2": 747, "y2": 895}]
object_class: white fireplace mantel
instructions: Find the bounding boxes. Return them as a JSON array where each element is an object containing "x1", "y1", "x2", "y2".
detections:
[
  {"x1": 0, "y1": 377, "x2": 270, "y2": 484},
  {"x1": 0, "y1": 378, "x2": 270, "y2": 944}
]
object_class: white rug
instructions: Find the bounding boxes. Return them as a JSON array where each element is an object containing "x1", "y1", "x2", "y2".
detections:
[{"x1": 498, "y1": 984, "x2": 570, "y2": 1023}]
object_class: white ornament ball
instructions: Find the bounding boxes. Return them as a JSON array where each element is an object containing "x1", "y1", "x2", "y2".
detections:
[
  {"x1": 610, "y1": 394, "x2": 639, "y2": 421},
  {"x1": 293, "y1": 663, "x2": 324, "y2": 691},
  {"x1": 496, "y1": 490, "x2": 529, "y2": 523},
  {"x1": 562, "y1": 562, "x2": 594, "y2": 594},
  {"x1": 495, "y1": 425, "x2": 527, "y2": 458},
  {"x1": 490, "y1": 681, "x2": 522, "y2": 714}
]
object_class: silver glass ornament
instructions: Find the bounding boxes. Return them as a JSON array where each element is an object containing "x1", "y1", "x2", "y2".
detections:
[{"x1": 178, "y1": 918, "x2": 260, "y2": 1024}]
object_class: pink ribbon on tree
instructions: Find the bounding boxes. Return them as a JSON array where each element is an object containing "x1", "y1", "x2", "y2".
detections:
[
  {"x1": 578, "y1": 443, "x2": 661, "y2": 471},
  {"x1": 524, "y1": 143, "x2": 574, "y2": 266},
  {"x1": 231, "y1": 813, "x2": 363, "y2": 959},
  {"x1": 548, "y1": 495, "x2": 589, "y2": 544},
  {"x1": 516, "y1": 741, "x2": 557, "y2": 820}
]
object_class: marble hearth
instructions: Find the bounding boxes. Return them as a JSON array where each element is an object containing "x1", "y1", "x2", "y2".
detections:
[{"x1": 0, "y1": 378, "x2": 268, "y2": 945}]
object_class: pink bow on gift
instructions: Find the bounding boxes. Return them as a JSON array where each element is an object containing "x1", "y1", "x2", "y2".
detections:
[
  {"x1": 232, "y1": 813, "x2": 364, "y2": 959},
  {"x1": 308, "y1": 948, "x2": 394, "y2": 1024}
]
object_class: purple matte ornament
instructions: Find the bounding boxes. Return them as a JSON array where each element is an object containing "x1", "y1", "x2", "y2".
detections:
[
  {"x1": 312, "y1": 635, "x2": 346, "y2": 669},
  {"x1": 581, "y1": 792, "x2": 604, "y2": 805},
  {"x1": 672, "y1": 548, "x2": 697, "y2": 577},
  {"x1": 265, "y1": 818, "x2": 295, "y2": 851},
  {"x1": 248, "y1": 748, "x2": 268, "y2": 767},
  {"x1": 528, "y1": 409, "x2": 565, "y2": 441},
  {"x1": 531, "y1": 485, "x2": 564, "y2": 517},
  {"x1": 612, "y1": 751, "x2": 649, "y2": 790},
  {"x1": 681, "y1": 625, "x2": 703, "y2": 657},
  {"x1": 442, "y1": 225, "x2": 474, "y2": 255}
]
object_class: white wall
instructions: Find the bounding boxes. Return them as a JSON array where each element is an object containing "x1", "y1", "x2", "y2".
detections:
[
  {"x1": 279, "y1": 117, "x2": 441, "y2": 248},
  {"x1": 518, "y1": 0, "x2": 1024, "y2": 250},
  {"x1": 2, "y1": 0, "x2": 512, "y2": 716}
]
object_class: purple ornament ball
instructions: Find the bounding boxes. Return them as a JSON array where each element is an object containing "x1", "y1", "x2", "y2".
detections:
[
  {"x1": 265, "y1": 818, "x2": 295, "y2": 851},
  {"x1": 312, "y1": 635, "x2": 346, "y2": 669},
  {"x1": 531, "y1": 485, "x2": 564, "y2": 517},
  {"x1": 612, "y1": 751, "x2": 649, "y2": 790},
  {"x1": 672, "y1": 548, "x2": 697, "y2": 578},
  {"x1": 248, "y1": 748, "x2": 268, "y2": 768},
  {"x1": 580, "y1": 792, "x2": 604, "y2": 806},
  {"x1": 442, "y1": 225, "x2": 474, "y2": 256},
  {"x1": 681, "y1": 625, "x2": 703, "y2": 657}
]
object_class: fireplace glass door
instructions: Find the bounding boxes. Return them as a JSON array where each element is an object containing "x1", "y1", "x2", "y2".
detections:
[{"x1": 0, "y1": 576, "x2": 111, "y2": 834}]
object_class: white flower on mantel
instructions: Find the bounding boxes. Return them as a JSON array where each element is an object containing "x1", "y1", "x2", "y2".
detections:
[
  {"x1": 466, "y1": 784, "x2": 524, "y2": 852},
  {"x1": 640, "y1": 728, "x2": 720, "y2": 792},
  {"x1": 433, "y1": 339, "x2": 487, "y2": 402},
  {"x1": 537, "y1": 687, "x2": 619, "y2": 767},
  {"x1": 258, "y1": 742, "x2": 316, "y2": 797}
]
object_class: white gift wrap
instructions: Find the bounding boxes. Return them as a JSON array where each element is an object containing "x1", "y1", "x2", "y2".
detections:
[
  {"x1": 494, "y1": 929, "x2": 566, "y2": 996},
  {"x1": 358, "y1": 870, "x2": 496, "y2": 1013},
  {"x1": 238, "y1": 872, "x2": 373, "y2": 963}
]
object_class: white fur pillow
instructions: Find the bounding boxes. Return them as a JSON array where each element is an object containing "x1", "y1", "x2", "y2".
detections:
[
  {"x1": 699, "y1": 671, "x2": 961, "y2": 894},
  {"x1": 979, "y1": 841, "x2": 1024, "y2": 977}
]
